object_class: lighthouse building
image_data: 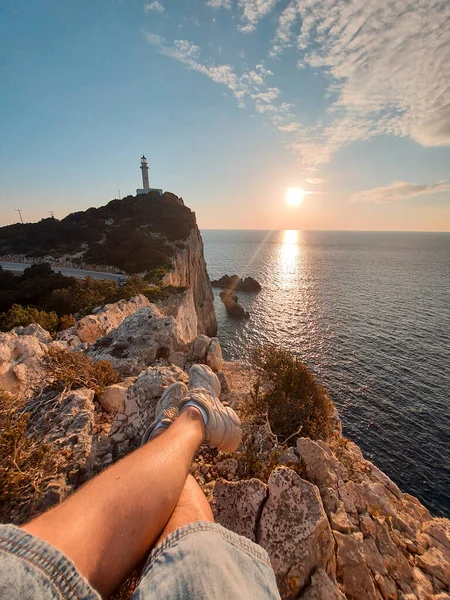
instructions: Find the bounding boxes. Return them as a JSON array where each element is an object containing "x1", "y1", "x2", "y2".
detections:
[{"x1": 136, "y1": 155, "x2": 163, "y2": 195}]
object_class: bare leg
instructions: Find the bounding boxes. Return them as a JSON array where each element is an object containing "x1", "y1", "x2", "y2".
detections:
[
  {"x1": 154, "y1": 474, "x2": 214, "y2": 547},
  {"x1": 22, "y1": 408, "x2": 204, "y2": 598}
]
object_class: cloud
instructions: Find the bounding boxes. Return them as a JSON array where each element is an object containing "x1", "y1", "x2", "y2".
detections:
[
  {"x1": 144, "y1": 1, "x2": 164, "y2": 13},
  {"x1": 288, "y1": 0, "x2": 450, "y2": 169},
  {"x1": 270, "y1": 0, "x2": 300, "y2": 56},
  {"x1": 350, "y1": 180, "x2": 450, "y2": 204},
  {"x1": 206, "y1": 0, "x2": 232, "y2": 8},
  {"x1": 237, "y1": 0, "x2": 281, "y2": 33},
  {"x1": 145, "y1": 34, "x2": 284, "y2": 113},
  {"x1": 306, "y1": 178, "x2": 325, "y2": 185}
]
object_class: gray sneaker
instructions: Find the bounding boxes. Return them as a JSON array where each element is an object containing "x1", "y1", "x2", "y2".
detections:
[
  {"x1": 141, "y1": 381, "x2": 188, "y2": 444},
  {"x1": 180, "y1": 365, "x2": 242, "y2": 452},
  {"x1": 188, "y1": 364, "x2": 221, "y2": 397}
]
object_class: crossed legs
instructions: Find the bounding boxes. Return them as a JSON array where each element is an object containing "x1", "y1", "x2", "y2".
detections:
[{"x1": 22, "y1": 408, "x2": 208, "y2": 598}]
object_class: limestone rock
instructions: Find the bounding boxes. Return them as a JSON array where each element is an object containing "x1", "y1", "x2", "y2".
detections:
[
  {"x1": 109, "y1": 365, "x2": 188, "y2": 442},
  {"x1": 334, "y1": 531, "x2": 379, "y2": 599},
  {"x1": 98, "y1": 378, "x2": 135, "y2": 413},
  {"x1": 297, "y1": 437, "x2": 348, "y2": 489},
  {"x1": 206, "y1": 337, "x2": 223, "y2": 371},
  {"x1": 219, "y1": 289, "x2": 250, "y2": 319},
  {"x1": 12, "y1": 323, "x2": 52, "y2": 343},
  {"x1": 211, "y1": 274, "x2": 261, "y2": 292},
  {"x1": 416, "y1": 547, "x2": 450, "y2": 586},
  {"x1": 301, "y1": 569, "x2": 346, "y2": 600},
  {"x1": 0, "y1": 330, "x2": 50, "y2": 396},
  {"x1": 86, "y1": 307, "x2": 187, "y2": 376},
  {"x1": 162, "y1": 227, "x2": 217, "y2": 336},
  {"x1": 259, "y1": 467, "x2": 335, "y2": 599},
  {"x1": 189, "y1": 335, "x2": 211, "y2": 362},
  {"x1": 155, "y1": 288, "x2": 197, "y2": 344},
  {"x1": 213, "y1": 478, "x2": 268, "y2": 541},
  {"x1": 68, "y1": 294, "x2": 151, "y2": 344}
]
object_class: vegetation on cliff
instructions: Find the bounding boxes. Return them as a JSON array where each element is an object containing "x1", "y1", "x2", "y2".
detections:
[
  {"x1": 0, "y1": 191, "x2": 195, "y2": 273},
  {"x1": 0, "y1": 263, "x2": 185, "y2": 333}
]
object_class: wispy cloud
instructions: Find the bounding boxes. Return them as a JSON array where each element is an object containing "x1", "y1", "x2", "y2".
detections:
[
  {"x1": 144, "y1": 1, "x2": 164, "y2": 13},
  {"x1": 145, "y1": 34, "x2": 286, "y2": 115},
  {"x1": 287, "y1": 0, "x2": 450, "y2": 169},
  {"x1": 206, "y1": 0, "x2": 232, "y2": 8},
  {"x1": 350, "y1": 180, "x2": 450, "y2": 204},
  {"x1": 270, "y1": 0, "x2": 300, "y2": 56},
  {"x1": 237, "y1": 0, "x2": 281, "y2": 33},
  {"x1": 306, "y1": 178, "x2": 325, "y2": 185}
]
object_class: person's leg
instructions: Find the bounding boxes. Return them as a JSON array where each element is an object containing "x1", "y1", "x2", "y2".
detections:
[
  {"x1": 22, "y1": 407, "x2": 204, "y2": 599},
  {"x1": 154, "y1": 474, "x2": 214, "y2": 547}
]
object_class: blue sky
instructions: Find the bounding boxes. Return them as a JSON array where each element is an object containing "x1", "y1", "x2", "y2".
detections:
[{"x1": 1, "y1": 0, "x2": 449, "y2": 230}]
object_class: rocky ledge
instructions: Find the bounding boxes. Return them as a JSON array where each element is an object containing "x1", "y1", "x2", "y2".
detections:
[{"x1": 0, "y1": 292, "x2": 448, "y2": 600}]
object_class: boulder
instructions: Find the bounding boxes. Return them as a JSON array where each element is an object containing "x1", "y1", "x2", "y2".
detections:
[
  {"x1": 206, "y1": 338, "x2": 223, "y2": 371},
  {"x1": 297, "y1": 437, "x2": 348, "y2": 489},
  {"x1": 156, "y1": 288, "x2": 197, "y2": 344},
  {"x1": 85, "y1": 307, "x2": 187, "y2": 376},
  {"x1": 98, "y1": 378, "x2": 135, "y2": 413},
  {"x1": 0, "y1": 330, "x2": 50, "y2": 396},
  {"x1": 213, "y1": 478, "x2": 268, "y2": 541},
  {"x1": 189, "y1": 335, "x2": 211, "y2": 362},
  {"x1": 259, "y1": 467, "x2": 335, "y2": 599}
]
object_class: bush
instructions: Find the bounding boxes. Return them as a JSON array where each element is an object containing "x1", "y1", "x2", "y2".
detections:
[
  {"x1": 43, "y1": 349, "x2": 121, "y2": 396},
  {"x1": 0, "y1": 304, "x2": 59, "y2": 333},
  {"x1": 250, "y1": 346, "x2": 334, "y2": 444},
  {"x1": 0, "y1": 391, "x2": 62, "y2": 523}
]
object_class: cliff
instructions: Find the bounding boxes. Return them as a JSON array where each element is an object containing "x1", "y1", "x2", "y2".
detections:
[
  {"x1": 0, "y1": 297, "x2": 448, "y2": 599},
  {"x1": 0, "y1": 201, "x2": 448, "y2": 599}
]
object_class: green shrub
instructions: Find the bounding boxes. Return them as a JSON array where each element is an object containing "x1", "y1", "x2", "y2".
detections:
[
  {"x1": 250, "y1": 346, "x2": 334, "y2": 444},
  {"x1": 0, "y1": 304, "x2": 59, "y2": 333}
]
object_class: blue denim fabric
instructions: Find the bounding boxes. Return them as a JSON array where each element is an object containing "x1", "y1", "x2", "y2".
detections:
[
  {"x1": 0, "y1": 525, "x2": 99, "y2": 600},
  {"x1": 0, "y1": 522, "x2": 280, "y2": 599}
]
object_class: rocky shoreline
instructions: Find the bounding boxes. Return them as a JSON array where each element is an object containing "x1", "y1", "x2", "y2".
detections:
[{"x1": 0, "y1": 211, "x2": 448, "y2": 599}]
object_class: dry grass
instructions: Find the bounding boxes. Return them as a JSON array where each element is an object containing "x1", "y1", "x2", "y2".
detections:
[
  {"x1": 43, "y1": 348, "x2": 121, "y2": 396},
  {"x1": 0, "y1": 391, "x2": 63, "y2": 523},
  {"x1": 249, "y1": 346, "x2": 334, "y2": 444}
]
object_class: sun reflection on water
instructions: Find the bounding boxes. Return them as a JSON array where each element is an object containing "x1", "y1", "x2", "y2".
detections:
[{"x1": 279, "y1": 230, "x2": 301, "y2": 290}]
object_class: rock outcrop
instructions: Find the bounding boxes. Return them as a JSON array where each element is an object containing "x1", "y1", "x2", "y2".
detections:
[
  {"x1": 0, "y1": 284, "x2": 449, "y2": 599},
  {"x1": 163, "y1": 228, "x2": 217, "y2": 337},
  {"x1": 211, "y1": 274, "x2": 262, "y2": 292},
  {"x1": 219, "y1": 289, "x2": 250, "y2": 318}
]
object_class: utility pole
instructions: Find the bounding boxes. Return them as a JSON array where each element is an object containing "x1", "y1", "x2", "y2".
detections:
[
  {"x1": 118, "y1": 189, "x2": 121, "y2": 200},
  {"x1": 15, "y1": 209, "x2": 24, "y2": 224}
]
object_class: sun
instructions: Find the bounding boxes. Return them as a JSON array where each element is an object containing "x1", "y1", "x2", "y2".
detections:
[{"x1": 286, "y1": 188, "x2": 304, "y2": 207}]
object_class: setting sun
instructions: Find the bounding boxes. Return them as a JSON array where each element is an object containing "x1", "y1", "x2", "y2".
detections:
[{"x1": 286, "y1": 188, "x2": 304, "y2": 207}]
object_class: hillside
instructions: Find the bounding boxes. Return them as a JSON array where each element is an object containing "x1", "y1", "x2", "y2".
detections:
[{"x1": 0, "y1": 191, "x2": 195, "y2": 274}]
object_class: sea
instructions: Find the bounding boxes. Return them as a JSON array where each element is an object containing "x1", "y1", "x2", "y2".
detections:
[{"x1": 202, "y1": 230, "x2": 450, "y2": 517}]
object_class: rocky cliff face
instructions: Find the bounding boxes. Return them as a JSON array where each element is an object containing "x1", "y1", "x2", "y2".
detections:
[{"x1": 163, "y1": 227, "x2": 217, "y2": 336}]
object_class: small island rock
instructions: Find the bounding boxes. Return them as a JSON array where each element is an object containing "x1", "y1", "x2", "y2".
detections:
[{"x1": 211, "y1": 274, "x2": 261, "y2": 292}]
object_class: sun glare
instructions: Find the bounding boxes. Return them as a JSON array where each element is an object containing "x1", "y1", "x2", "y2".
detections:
[{"x1": 286, "y1": 188, "x2": 304, "y2": 207}]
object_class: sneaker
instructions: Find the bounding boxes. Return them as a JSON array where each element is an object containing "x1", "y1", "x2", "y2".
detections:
[
  {"x1": 188, "y1": 364, "x2": 221, "y2": 397},
  {"x1": 180, "y1": 366, "x2": 242, "y2": 452},
  {"x1": 141, "y1": 381, "x2": 188, "y2": 444}
]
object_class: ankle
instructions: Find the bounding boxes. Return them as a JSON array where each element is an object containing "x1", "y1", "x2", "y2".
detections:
[{"x1": 179, "y1": 406, "x2": 206, "y2": 438}]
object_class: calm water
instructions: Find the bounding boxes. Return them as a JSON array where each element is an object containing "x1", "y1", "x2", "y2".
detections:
[{"x1": 202, "y1": 230, "x2": 450, "y2": 517}]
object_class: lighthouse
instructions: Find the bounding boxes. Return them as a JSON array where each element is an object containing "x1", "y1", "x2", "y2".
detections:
[
  {"x1": 140, "y1": 155, "x2": 150, "y2": 190},
  {"x1": 136, "y1": 155, "x2": 163, "y2": 195}
]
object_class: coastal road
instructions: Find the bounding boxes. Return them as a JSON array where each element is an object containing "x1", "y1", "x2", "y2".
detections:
[{"x1": 0, "y1": 261, "x2": 126, "y2": 282}]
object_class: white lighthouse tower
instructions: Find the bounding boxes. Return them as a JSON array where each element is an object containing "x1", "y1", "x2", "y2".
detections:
[
  {"x1": 140, "y1": 155, "x2": 150, "y2": 190},
  {"x1": 136, "y1": 155, "x2": 163, "y2": 195}
]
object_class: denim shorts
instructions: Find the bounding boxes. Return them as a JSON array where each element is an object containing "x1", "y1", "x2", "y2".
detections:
[{"x1": 0, "y1": 522, "x2": 281, "y2": 599}]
